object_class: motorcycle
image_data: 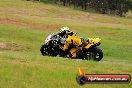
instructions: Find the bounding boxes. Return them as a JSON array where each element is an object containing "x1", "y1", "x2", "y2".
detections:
[
  {"x1": 40, "y1": 34, "x2": 103, "y2": 61},
  {"x1": 76, "y1": 38, "x2": 103, "y2": 61},
  {"x1": 40, "y1": 33, "x2": 65, "y2": 56}
]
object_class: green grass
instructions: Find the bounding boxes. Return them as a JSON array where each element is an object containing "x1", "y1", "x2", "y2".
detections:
[{"x1": 0, "y1": 0, "x2": 132, "y2": 88}]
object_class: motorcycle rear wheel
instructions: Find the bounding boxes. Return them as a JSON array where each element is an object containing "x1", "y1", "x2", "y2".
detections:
[{"x1": 92, "y1": 47, "x2": 103, "y2": 61}]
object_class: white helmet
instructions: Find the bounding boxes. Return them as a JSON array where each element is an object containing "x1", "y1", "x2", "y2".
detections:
[{"x1": 60, "y1": 27, "x2": 70, "y2": 33}]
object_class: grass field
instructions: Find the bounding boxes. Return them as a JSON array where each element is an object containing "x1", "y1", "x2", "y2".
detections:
[{"x1": 0, "y1": 0, "x2": 132, "y2": 88}]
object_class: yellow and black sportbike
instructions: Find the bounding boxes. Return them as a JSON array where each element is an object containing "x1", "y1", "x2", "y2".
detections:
[
  {"x1": 84, "y1": 38, "x2": 103, "y2": 61},
  {"x1": 67, "y1": 37, "x2": 103, "y2": 61},
  {"x1": 40, "y1": 34, "x2": 103, "y2": 61},
  {"x1": 40, "y1": 33, "x2": 66, "y2": 57},
  {"x1": 59, "y1": 35, "x2": 103, "y2": 61}
]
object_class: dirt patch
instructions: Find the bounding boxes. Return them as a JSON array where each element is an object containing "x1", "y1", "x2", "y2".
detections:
[
  {"x1": 0, "y1": 17, "x2": 60, "y2": 31},
  {"x1": 0, "y1": 42, "x2": 29, "y2": 51},
  {"x1": 0, "y1": 42, "x2": 6, "y2": 49}
]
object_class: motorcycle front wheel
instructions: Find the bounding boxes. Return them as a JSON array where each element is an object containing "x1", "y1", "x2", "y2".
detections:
[{"x1": 40, "y1": 44, "x2": 49, "y2": 55}]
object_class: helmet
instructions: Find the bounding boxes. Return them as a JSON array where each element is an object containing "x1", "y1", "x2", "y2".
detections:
[
  {"x1": 59, "y1": 27, "x2": 71, "y2": 38},
  {"x1": 59, "y1": 27, "x2": 70, "y2": 34}
]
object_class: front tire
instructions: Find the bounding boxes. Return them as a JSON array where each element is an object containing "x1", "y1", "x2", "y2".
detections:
[
  {"x1": 40, "y1": 45, "x2": 49, "y2": 56},
  {"x1": 40, "y1": 44, "x2": 58, "y2": 56}
]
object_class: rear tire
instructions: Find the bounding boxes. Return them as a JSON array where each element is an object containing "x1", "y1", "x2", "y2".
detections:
[{"x1": 92, "y1": 47, "x2": 103, "y2": 61}]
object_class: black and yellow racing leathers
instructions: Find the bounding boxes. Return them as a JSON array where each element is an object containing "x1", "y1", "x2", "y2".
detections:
[{"x1": 61, "y1": 35, "x2": 83, "y2": 58}]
